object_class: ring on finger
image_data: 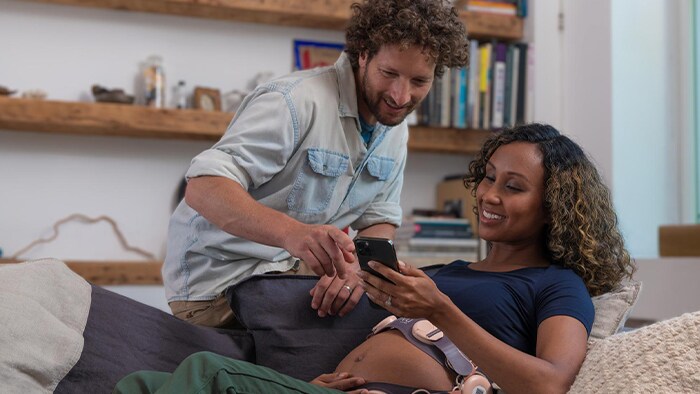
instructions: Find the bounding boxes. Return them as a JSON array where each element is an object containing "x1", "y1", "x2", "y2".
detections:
[
  {"x1": 342, "y1": 284, "x2": 353, "y2": 293},
  {"x1": 385, "y1": 295, "x2": 392, "y2": 307}
]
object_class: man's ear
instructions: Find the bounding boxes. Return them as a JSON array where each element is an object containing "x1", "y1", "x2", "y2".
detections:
[{"x1": 359, "y1": 51, "x2": 368, "y2": 67}]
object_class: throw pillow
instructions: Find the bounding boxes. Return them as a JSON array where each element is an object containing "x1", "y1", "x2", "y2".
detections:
[
  {"x1": 590, "y1": 281, "x2": 642, "y2": 340},
  {"x1": 569, "y1": 311, "x2": 700, "y2": 393}
]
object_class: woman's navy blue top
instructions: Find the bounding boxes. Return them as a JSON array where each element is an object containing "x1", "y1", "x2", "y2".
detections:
[{"x1": 432, "y1": 261, "x2": 595, "y2": 355}]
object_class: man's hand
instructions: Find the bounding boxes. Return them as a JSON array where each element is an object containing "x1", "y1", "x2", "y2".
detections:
[
  {"x1": 283, "y1": 223, "x2": 356, "y2": 279},
  {"x1": 309, "y1": 261, "x2": 364, "y2": 317},
  {"x1": 310, "y1": 372, "x2": 368, "y2": 393}
]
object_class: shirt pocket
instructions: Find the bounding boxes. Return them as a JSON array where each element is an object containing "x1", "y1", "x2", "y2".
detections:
[
  {"x1": 349, "y1": 156, "x2": 395, "y2": 210},
  {"x1": 287, "y1": 148, "x2": 350, "y2": 214}
]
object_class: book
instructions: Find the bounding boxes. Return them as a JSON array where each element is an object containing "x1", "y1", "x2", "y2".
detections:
[
  {"x1": 491, "y1": 43, "x2": 507, "y2": 129},
  {"x1": 467, "y1": 40, "x2": 480, "y2": 129},
  {"x1": 509, "y1": 45, "x2": 520, "y2": 126},
  {"x1": 466, "y1": 0, "x2": 518, "y2": 15},
  {"x1": 515, "y1": 42, "x2": 528, "y2": 124},
  {"x1": 503, "y1": 44, "x2": 513, "y2": 127},
  {"x1": 440, "y1": 70, "x2": 452, "y2": 127},
  {"x1": 451, "y1": 67, "x2": 467, "y2": 128},
  {"x1": 479, "y1": 42, "x2": 492, "y2": 129},
  {"x1": 412, "y1": 216, "x2": 474, "y2": 239}
]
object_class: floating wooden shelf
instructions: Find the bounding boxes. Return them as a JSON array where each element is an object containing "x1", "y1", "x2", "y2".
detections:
[
  {"x1": 408, "y1": 125, "x2": 491, "y2": 155},
  {"x1": 0, "y1": 97, "x2": 491, "y2": 154},
  {"x1": 0, "y1": 97, "x2": 229, "y2": 141},
  {"x1": 31, "y1": 0, "x2": 523, "y2": 40},
  {"x1": 0, "y1": 258, "x2": 163, "y2": 285}
]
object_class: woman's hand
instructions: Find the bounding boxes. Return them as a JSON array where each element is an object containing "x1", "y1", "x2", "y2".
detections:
[
  {"x1": 356, "y1": 261, "x2": 451, "y2": 320},
  {"x1": 310, "y1": 372, "x2": 369, "y2": 393}
]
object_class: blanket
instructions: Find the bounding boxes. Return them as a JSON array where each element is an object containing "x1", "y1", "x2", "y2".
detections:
[{"x1": 0, "y1": 259, "x2": 91, "y2": 393}]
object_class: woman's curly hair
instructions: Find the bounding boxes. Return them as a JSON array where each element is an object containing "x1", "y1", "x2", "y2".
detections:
[
  {"x1": 464, "y1": 124, "x2": 635, "y2": 296},
  {"x1": 345, "y1": 0, "x2": 470, "y2": 78}
]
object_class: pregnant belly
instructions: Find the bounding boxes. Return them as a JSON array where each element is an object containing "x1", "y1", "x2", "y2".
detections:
[{"x1": 334, "y1": 330, "x2": 457, "y2": 391}]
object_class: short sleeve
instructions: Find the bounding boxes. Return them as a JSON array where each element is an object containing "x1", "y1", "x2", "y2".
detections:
[
  {"x1": 535, "y1": 269, "x2": 595, "y2": 336},
  {"x1": 186, "y1": 90, "x2": 296, "y2": 190}
]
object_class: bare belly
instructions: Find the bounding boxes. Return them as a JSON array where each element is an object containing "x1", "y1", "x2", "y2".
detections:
[{"x1": 334, "y1": 330, "x2": 457, "y2": 391}]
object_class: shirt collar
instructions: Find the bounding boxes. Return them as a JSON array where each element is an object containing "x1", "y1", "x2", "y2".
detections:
[{"x1": 334, "y1": 52, "x2": 359, "y2": 119}]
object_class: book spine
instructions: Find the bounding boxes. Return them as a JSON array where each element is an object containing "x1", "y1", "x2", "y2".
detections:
[
  {"x1": 479, "y1": 43, "x2": 491, "y2": 129},
  {"x1": 468, "y1": 39, "x2": 480, "y2": 129},
  {"x1": 515, "y1": 42, "x2": 528, "y2": 124},
  {"x1": 491, "y1": 43, "x2": 508, "y2": 129},
  {"x1": 503, "y1": 44, "x2": 513, "y2": 127},
  {"x1": 450, "y1": 67, "x2": 467, "y2": 129},
  {"x1": 510, "y1": 45, "x2": 520, "y2": 126},
  {"x1": 440, "y1": 70, "x2": 452, "y2": 127}
]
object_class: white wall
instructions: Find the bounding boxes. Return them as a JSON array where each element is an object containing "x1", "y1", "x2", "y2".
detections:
[
  {"x1": 630, "y1": 258, "x2": 700, "y2": 322},
  {"x1": 611, "y1": 0, "x2": 687, "y2": 258},
  {"x1": 0, "y1": 0, "x2": 469, "y2": 307},
  {"x1": 530, "y1": 0, "x2": 700, "y2": 323},
  {"x1": 533, "y1": 0, "x2": 691, "y2": 258}
]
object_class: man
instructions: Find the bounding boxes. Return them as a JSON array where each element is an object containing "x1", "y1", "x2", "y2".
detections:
[{"x1": 163, "y1": 0, "x2": 470, "y2": 328}]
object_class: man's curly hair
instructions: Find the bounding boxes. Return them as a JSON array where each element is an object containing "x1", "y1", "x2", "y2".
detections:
[
  {"x1": 464, "y1": 124, "x2": 635, "y2": 296},
  {"x1": 345, "y1": 0, "x2": 470, "y2": 78}
]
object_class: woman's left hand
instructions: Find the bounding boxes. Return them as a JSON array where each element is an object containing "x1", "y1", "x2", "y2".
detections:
[
  {"x1": 310, "y1": 371, "x2": 368, "y2": 393},
  {"x1": 357, "y1": 261, "x2": 450, "y2": 320}
]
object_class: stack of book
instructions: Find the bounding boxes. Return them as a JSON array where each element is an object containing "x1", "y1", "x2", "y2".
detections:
[
  {"x1": 463, "y1": 0, "x2": 528, "y2": 17},
  {"x1": 413, "y1": 39, "x2": 530, "y2": 130},
  {"x1": 397, "y1": 216, "x2": 478, "y2": 253}
]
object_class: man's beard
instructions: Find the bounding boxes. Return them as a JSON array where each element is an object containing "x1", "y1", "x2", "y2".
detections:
[{"x1": 361, "y1": 68, "x2": 416, "y2": 126}]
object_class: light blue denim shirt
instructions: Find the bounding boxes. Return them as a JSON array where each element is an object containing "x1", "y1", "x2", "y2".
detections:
[{"x1": 163, "y1": 53, "x2": 408, "y2": 302}]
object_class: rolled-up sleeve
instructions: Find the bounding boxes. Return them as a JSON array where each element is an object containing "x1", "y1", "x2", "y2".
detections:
[{"x1": 186, "y1": 90, "x2": 297, "y2": 191}]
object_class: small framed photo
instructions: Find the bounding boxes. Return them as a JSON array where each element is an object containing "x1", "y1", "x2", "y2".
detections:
[
  {"x1": 193, "y1": 87, "x2": 222, "y2": 111},
  {"x1": 293, "y1": 40, "x2": 345, "y2": 70}
]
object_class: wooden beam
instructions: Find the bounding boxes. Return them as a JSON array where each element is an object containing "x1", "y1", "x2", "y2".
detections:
[
  {"x1": 0, "y1": 259, "x2": 163, "y2": 285},
  {"x1": 461, "y1": 11, "x2": 524, "y2": 41},
  {"x1": 408, "y1": 126, "x2": 491, "y2": 155},
  {"x1": 659, "y1": 225, "x2": 700, "y2": 257},
  {"x1": 33, "y1": 0, "x2": 353, "y2": 30},
  {"x1": 0, "y1": 98, "x2": 493, "y2": 154},
  {"x1": 30, "y1": 0, "x2": 524, "y2": 39},
  {"x1": 0, "y1": 97, "x2": 231, "y2": 141}
]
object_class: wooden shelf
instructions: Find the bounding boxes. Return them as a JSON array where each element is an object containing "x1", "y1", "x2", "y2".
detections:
[
  {"x1": 460, "y1": 11, "x2": 524, "y2": 41},
  {"x1": 32, "y1": 0, "x2": 523, "y2": 40},
  {"x1": 0, "y1": 259, "x2": 163, "y2": 285},
  {"x1": 0, "y1": 97, "x2": 229, "y2": 141},
  {"x1": 0, "y1": 97, "x2": 491, "y2": 154},
  {"x1": 408, "y1": 125, "x2": 491, "y2": 155}
]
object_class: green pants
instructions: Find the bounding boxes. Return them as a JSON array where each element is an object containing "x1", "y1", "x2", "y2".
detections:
[{"x1": 113, "y1": 351, "x2": 342, "y2": 394}]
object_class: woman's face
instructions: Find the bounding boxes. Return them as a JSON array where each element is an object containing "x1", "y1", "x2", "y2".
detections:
[{"x1": 476, "y1": 142, "x2": 548, "y2": 246}]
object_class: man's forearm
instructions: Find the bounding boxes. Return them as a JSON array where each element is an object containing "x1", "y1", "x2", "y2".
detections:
[
  {"x1": 185, "y1": 176, "x2": 301, "y2": 249},
  {"x1": 356, "y1": 223, "x2": 397, "y2": 240}
]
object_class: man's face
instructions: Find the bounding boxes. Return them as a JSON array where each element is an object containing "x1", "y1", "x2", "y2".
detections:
[{"x1": 356, "y1": 45, "x2": 435, "y2": 126}]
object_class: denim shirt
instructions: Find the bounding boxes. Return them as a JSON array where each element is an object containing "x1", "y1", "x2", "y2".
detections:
[{"x1": 163, "y1": 53, "x2": 408, "y2": 302}]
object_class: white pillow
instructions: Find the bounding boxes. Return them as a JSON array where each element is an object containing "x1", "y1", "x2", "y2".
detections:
[{"x1": 590, "y1": 281, "x2": 642, "y2": 340}]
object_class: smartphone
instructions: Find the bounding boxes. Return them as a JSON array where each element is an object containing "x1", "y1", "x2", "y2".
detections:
[
  {"x1": 354, "y1": 236, "x2": 400, "y2": 283},
  {"x1": 354, "y1": 237, "x2": 400, "y2": 309}
]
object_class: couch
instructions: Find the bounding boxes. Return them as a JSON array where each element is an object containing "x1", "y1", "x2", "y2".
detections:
[{"x1": 1, "y1": 259, "x2": 698, "y2": 393}]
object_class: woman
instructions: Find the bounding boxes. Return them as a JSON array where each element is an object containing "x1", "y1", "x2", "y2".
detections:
[
  {"x1": 115, "y1": 124, "x2": 635, "y2": 394},
  {"x1": 342, "y1": 123, "x2": 635, "y2": 393}
]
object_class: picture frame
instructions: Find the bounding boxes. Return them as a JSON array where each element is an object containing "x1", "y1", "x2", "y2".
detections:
[
  {"x1": 293, "y1": 40, "x2": 345, "y2": 70},
  {"x1": 193, "y1": 87, "x2": 222, "y2": 111}
]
